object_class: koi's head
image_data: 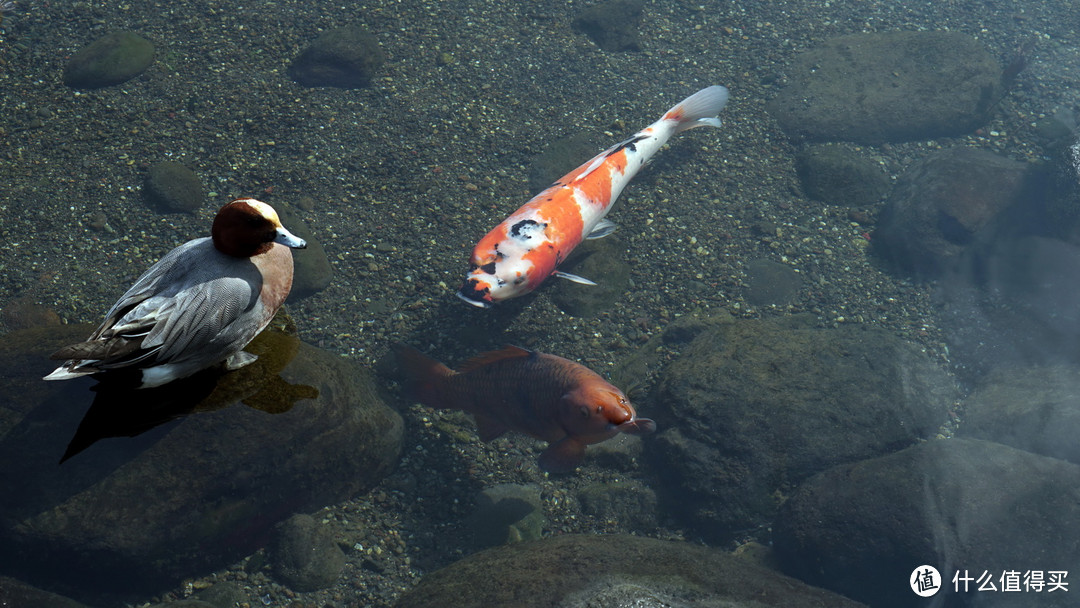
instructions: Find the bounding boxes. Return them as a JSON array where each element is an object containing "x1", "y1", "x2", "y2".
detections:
[
  {"x1": 559, "y1": 382, "x2": 656, "y2": 441},
  {"x1": 457, "y1": 255, "x2": 536, "y2": 308}
]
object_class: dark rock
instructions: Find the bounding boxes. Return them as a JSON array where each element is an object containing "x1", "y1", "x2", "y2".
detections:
[
  {"x1": 572, "y1": 0, "x2": 645, "y2": 52},
  {"x1": 580, "y1": 431, "x2": 645, "y2": 471},
  {"x1": 63, "y1": 31, "x2": 154, "y2": 89},
  {"x1": 794, "y1": 144, "x2": 890, "y2": 205},
  {"x1": 936, "y1": 236, "x2": 1080, "y2": 379},
  {"x1": 143, "y1": 161, "x2": 205, "y2": 214},
  {"x1": 0, "y1": 576, "x2": 90, "y2": 608},
  {"x1": 270, "y1": 513, "x2": 346, "y2": 592},
  {"x1": 1038, "y1": 125, "x2": 1080, "y2": 241},
  {"x1": 466, "y1": 483, "x2": 544, "y2": 548},
  {"x1": 774, "y1": 439, "x2": 1080, "y2": 608},
  {"x1": 959, "y1": 365, "x2": 1080, "y2": 464},
  {"x1": 289, "y1": 25, "x2": 385, "y2": 88},
  {"x1": 650, "y1": 315, "x2": 956, "y2": 542},
  {"x1": 766, "y1": 31, "x2": 1003, "y2": 144},
  {"x1": 577, "y1": 480, "x2": 658, "y2": 531},
  {"x1": 192, "y1": 581, "x2": 247, "y2": 608},
  {"x1": 660, "y1": 312, "x2": 730, "y2": 345},
  {"x1": 279, "y1": 209, "x2": 333, "y2": 301},
  {"x1": 0, "y1": 316, "x2": 403, "y2": 597},
  {"x1": 1, "y1": 295, "x2": 61, "y2": 330},
  {"x1": 1031, "y1": 109, "x2": 1077, "y2": 151},
  {"x1": 550, "y1": 235, "x2": 630, "y2": 317},
  {"x1": 872, "y1": 147, "x2": 1031, "y2": 279},
  {"x1": 394, "y1": 534, "x2": 866, "y2": 608},
  {"x1": 743, "y1": 258, "x2": 801, "y2": 308}
]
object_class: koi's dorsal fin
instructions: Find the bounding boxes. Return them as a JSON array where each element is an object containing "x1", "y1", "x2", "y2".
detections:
[{"x1": 457, "y1": 344, "x2": 534, "y2": 373}]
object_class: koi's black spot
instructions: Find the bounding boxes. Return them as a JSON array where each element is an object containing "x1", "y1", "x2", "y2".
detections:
[
  {"x1": 607, "y1": 134, "x2": 648, "y2": 156},
  {"x1": 480, "y1": 262, "x2": 497, "y2": 274},
  {"x1": 459, "y1": 278, "x2": 489, "y2": 300},
  {"x1": 510, "y1": 219, "x2": 545, "y2": 240}
]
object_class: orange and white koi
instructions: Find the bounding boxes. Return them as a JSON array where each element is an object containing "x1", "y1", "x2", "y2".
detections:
[{"x1": 457, "y1": 85, "x2": 729, "y2": 308}]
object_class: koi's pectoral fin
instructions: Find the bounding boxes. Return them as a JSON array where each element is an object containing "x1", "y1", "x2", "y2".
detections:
[
  {"x1": 553, "y1": 271, "x2": 597, "y2": 286},
  {"x1": 585, "y1": 218, "x2": 617, "y2": 240},
  {"x1": 474, "y1": 413, "x2": 510, "y2": 442},
  {"x1": 538, "y1": 437, "x2": 587, "y2": 473}
]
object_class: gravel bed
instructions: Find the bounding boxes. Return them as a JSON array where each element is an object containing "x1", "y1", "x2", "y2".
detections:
[{"x1": 0, "y1": 0, "x2": 1073, "y2": 606}]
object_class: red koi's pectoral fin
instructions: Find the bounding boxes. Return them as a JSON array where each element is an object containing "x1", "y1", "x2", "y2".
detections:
[
  {"x1": 474, "y1": 413, "x2": 510, "y2": 442},
  {"x1": 538, "y1": 437, "x2": 587, "y2": 473}
]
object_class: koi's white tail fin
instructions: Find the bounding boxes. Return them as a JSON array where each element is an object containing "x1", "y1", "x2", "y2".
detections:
[{"x1": 665, "y1": 85, "x2": 729, "y2": 133}]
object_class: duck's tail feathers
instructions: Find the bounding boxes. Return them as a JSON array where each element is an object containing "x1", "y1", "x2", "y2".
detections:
[
  {"x1": 391, "y1": 343, "x2": 455, "y2": 410},
  {"x1": 43, "y1": 365, "x2": 96, "y2": 382},
  {"x1": 665, "y1": 85, "x2": 729, "y2": 133}
]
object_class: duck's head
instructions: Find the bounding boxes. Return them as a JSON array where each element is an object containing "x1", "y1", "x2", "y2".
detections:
[{"x1": 211, "y1": 198, "x2": 307, "y2": 258}]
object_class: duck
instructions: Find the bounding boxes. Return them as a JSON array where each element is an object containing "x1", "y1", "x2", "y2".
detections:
[{"x1": 44, "y1": 198, "x2": 307, "y2": 388}]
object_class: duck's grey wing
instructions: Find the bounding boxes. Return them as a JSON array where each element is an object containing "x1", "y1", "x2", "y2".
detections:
[
  {"x1": 140, "y1": 272, "x2": 262, "y2": 365},
  {"x1": 52, "y1": 239, "x2": 263, "y2": 371},
  {"x1": 86, "y1": 238, "x2": 214, "y2": 341}
]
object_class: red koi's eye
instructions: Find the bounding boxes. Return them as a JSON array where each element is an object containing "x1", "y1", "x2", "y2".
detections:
[{"x1": 596, "y1": 405, "x2": 603, "y2": 414}]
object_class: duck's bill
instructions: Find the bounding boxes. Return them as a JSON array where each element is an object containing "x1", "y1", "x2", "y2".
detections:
[{"x1": 275, "y1": 227, "x2": 307, "y2": 249}]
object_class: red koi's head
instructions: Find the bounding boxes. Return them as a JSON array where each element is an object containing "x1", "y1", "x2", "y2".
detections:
[{"x1": 559, "y1": 382, "x2": 656, "y2": 441}]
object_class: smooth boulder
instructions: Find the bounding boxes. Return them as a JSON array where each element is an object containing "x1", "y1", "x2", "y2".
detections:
[
  {"x1": 650, "y1": 315, "x2": 955, "y2": 542},
  {"x1": 0, "y1": 316, "x2": 402, "y2": 597},
  {"x1": 289, "y1": 25, "x2": 385, "y2": 88},
  {"x1": 63, "y1": 31, "x2": 154, "y2": 89},
  {"x1": 394, "y1": 534, "x2": 867, "y2": 608},
  {"x1": 767, "y1": 31, "x2": 1003, "y2": 144},
  {"x1": 775, "y1": 439, "x2": 1080, "y2": 608}
]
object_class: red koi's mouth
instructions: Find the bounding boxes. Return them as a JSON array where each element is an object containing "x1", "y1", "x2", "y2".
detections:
[{"x1": 616, "y1": 417, "x2": 656, "y2": 435}]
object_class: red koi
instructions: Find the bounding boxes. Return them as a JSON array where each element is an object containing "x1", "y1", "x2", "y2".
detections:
[{"x1": 393, "y1": 343, "x2": 655, "y2": 473}]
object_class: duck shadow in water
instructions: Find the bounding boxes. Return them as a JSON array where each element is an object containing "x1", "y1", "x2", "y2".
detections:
[
  {"x1": 0, "y1": 316, "x2": 318, "y2": 525},
  {"x1": 60, "y1": 360, "x2": 316, "y2": 463}
]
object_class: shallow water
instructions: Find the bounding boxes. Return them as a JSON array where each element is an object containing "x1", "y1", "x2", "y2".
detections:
[{"x1": 1, "y1": 0, "x2": 1078, "y2": 606}]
